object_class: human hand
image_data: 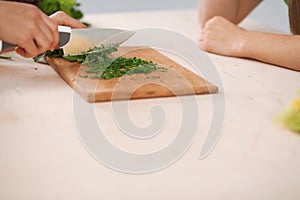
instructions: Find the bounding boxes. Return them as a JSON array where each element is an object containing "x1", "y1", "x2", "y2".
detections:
[
  {"x1": 0, "y1": 2, "x2": 85, "y2": 58},
  {"x1": 49, "y1": 11, "x2": 86, "y2": 29},
  {"x1": 199, "y1": 16, "x2": 247, "y2": 57},
  {"x1": 0, "y1": 2, "x2": 59, "y2": 57}
]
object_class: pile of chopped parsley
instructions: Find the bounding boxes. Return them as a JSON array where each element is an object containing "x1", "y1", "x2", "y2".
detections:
[{"x1": 42, "y1": 44, "x2": 158, "y2": 80}]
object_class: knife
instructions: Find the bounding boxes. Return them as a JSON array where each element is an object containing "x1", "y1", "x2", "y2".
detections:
[
  {"x1": 58, "y1": 26, "x2": 135, "y2": 55},
  {"x1": 0, "y1": 26, "x2": 135, "y2": 55}
]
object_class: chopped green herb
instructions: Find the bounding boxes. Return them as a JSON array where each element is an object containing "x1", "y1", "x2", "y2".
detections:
[
  {"x1": 0, "y1": 55, "x2": 12, "y2": 60},
  {"x1": 43, "y1": 44, "x2": 160, "y2": 80},
  {"x1": 79, "y1": 75, "x2": 88, "y2": 78},
  {"x1": 157, "y1": 66, "x2": 169, "y2": 72},
  {"x1": 90, "y1": 75, "x2": 101, "y2": 79},
  {"x1": 151, "y1": 76, "x2": 160, "y2": 79}
]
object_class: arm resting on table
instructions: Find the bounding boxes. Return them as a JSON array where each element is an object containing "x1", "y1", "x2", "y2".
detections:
[
  {"x1": 199, "y1": 16, "x2": 300, "y2": 71},
  {"x1": 198, "y1": 0, "x2": 262, "y2": 27}
]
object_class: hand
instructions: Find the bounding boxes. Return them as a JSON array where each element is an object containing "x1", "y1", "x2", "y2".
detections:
[
  {"x1": 199, "y1": 16, "x2": 246, "y2": 57},
  {"x1": 49, "y1": 11, "x2": 86, "y2": 29},
  {"x1": 0, "y1": 2, "x2": 85, "y2": 58},
  {"x1": 0, "y1": 2, "x2": 58, "y2": 58}
]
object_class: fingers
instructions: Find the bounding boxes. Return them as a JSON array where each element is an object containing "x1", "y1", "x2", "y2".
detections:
[
  {"x1": 40, "y1": 13, "x2": 60, "y2": 50},
  {"x1": 11, "y1": 9, "x2": 84, "y2": 58},
  {"x1": 199, "y1": 22, "x2": 212, "y2": 51},
  {"x1": 15, "y1": 29, "x2": 45, "y2": 58},
  {"x1": 198, "y1": 16, "x2": 246, "y2": 57},
  {"x1": 8, "y1": 5, "x2": 58, "y2": 57},
  {"x1": 15, "y1": 39, "x2": 39, "y2": 58},
  {"x1": 16, "y1": 12, "x2": 61, "y2": 57},
  {"x1": 16, "y1": 21, "x2": 57, "y2": 57},
  {"x1": 199, "y1": 32, "x2": 213, "y2": 52},
  {"x1": 50, "y1": 11, "x2": 86, "y2": 28},
  {"x1": 15, "y1": 47, "x2": 30, "y2": 58},
  {"x1": 0, "y1": 2, "x2": 57, "y2": 57},
  {"x1": 24, "y1": 11, "x2": 85, "y2": 57},
  {"x1": 199, "y1": 16, "x2": 224, "y2": 53}
]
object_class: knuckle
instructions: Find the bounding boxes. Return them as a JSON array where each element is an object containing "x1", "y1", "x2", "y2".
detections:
[
  {"x1": 201, "y1": 40, "x2": 212, "y2": 51},
  {"x1": 212, "y1": 16, "x2": 222, "y2": 21},
  {"x1": 56, "y1": 11, "x2": 67, "y2": 16},
  {"x1": 37, "y1": 47, "x2": 47, "y2": 55},
  {"x1": 27, "y1": 22, "x2": 37, "y2": 31},
  {"x1": 209, "y1": 16, "x2": 223, "y2": 25},
  {"x1": 48, "y1": 24, "x2": 58, "y2": 35},
  {"x1": 201, "y1": 42, "x2": 209, "y2": 50},
  {"x1": 201, "y1": 30, "x2": 211, "y2": 39},
  {"x1": 38, "y1": 39, "x2": 52, "y2": 52},
  {"x1": 52, "y1": 11, "x2": 67, "y2": 19},
  {"x1": 26, "y1": 7, "x2": 41, "y2": 21},
  {"x1": 205, "y1": 21, "x2": 214, "y2": 28}
]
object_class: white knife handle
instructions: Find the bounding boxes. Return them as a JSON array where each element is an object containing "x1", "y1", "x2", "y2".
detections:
[{"x1": 58, "y1": 25, "x2": 72, "y2": 47}]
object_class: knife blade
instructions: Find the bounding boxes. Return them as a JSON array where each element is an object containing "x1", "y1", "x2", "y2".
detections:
[
  {"x1": 0, "y1": 26, "x2": 135, "y2": 55},
  {"x1": 59, "y1": 26, "x2": 135, "y2": 55}
]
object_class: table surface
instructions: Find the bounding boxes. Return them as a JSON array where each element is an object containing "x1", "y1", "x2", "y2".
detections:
[{"x1": 1, "y1": 9, "x2": 300, "y2": 200}]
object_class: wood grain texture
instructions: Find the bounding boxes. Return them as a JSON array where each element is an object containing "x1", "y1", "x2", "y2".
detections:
[{"x1": 46, "y1": 47, "x2": 218, "y2": 102}]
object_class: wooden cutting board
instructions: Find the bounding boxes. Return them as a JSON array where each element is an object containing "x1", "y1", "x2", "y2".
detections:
[{"x1": 46, "y1": 47, "x2": 218, "y2": 102}]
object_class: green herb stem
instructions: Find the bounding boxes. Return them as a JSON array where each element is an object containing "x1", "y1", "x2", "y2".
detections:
[{"x1": 0, "y1": 55, "x2": 12, "y2": 60}]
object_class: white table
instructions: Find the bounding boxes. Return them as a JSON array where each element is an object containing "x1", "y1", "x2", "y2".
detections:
[{"x1": 1, "y1": 9, "x2": 300, "y2": 200}]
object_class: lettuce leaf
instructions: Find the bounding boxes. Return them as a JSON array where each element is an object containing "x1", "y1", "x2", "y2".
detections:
[{"x1": 38, "y1": 0, "x2": 83, "y2": 19}]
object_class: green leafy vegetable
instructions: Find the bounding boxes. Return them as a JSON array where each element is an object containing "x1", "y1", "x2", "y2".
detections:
[
  {"x1": 38, "y1": 0, "x2": 83, "y2": 20},
  {"x1": 43, "y1": 44, "x2": 159, "y2": 80},
  {"x1": 34, "y1": 49, "x2": 65, "y2": 63}
]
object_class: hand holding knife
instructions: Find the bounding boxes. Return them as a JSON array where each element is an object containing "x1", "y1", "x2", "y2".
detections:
[
  {"x1": 0, "y1": 26, "x2": 72, "y2": 54},
  {"x1": 0, "y1": 26, "x2": 135, "y2": 56}
]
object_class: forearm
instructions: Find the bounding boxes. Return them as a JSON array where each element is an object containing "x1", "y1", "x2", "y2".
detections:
[
  {"x1": 198, "y1": 0, "x2": 262, "y2": 27},
  {"x1": 238, "y1": 32, "x2": 300, "y2": 71}
]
